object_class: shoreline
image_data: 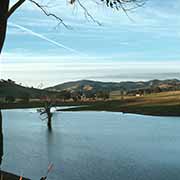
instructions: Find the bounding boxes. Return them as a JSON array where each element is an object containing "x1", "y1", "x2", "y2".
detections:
[
  {"x1": 1, "y1": 91, "x2": 180, "y2": 117},
  {"x1": 1, "y1": 100, "x2": 180, "y2": 117},
  {"x1": 58, "y1": 103, "x2": 180, "y2": 117}
]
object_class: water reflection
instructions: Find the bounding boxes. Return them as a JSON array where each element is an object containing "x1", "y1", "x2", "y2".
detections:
[
  {"x1": 46, "y1": 129, "x2": 54, "y2": 163},
  {"x1": 2, "y1": 110, "x2": 180, "y2": 180}
]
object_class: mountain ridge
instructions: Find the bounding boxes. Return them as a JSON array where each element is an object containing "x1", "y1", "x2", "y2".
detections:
[
  {"x1": 1, "y1": 78, "x2": 180, "y2": 99},
  {"x1": 45, "y1": 79, "x2": 180, "y2": 93}
]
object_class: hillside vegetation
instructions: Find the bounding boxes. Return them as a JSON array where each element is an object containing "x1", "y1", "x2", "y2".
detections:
[
  {"x1": 61, "y1": 91, "x2": 180, "y2": 116},
  {"x1": 1, "y1": 79, "x2": 180, "y2": 99},
  {"x1": 0, "y1": 79, "x2": 53, "y2": 99},
  {"x1": 1, "y1": 79, "x2": 180, "y2": 116},
  {"x1": 45, "y1": 79, "x2": 180, "y2": 94}
]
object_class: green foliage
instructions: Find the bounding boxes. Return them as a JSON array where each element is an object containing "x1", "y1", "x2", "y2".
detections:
[
  {"x1": 20, "y1": 93, "x2": 30, "y2": 103},
  {"x1": 96, "y1": 91, "x2": 110, "y2": 99},
  {"x1": 5, "y1": 96, "x2": 15, "y2": 103},
  {"x1": 57, "y1": 90, "x2": 71, "y2": 100}
]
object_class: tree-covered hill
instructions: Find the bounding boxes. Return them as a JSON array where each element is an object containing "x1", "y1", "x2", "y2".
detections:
[
  {"x1": 45, "y1": 79, "x2": 180, "y2": 94},
  {"x1": 0, "y1": 79, "x2": 51, "y2": 99}
]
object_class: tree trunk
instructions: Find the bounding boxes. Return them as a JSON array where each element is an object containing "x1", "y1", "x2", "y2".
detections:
[
  {"x1": 47, "y1": 108, "x2": 52, "y2": 131},
  {"x1": 0, "y1": 111, "x2": 3, "y2": 165},
  {"x1": 0, "y1": 0, "x2": 9, "y2": 53},
  {"x1": 47, "y1": 115, "x2": 52, "y2": 131},
  {"x1": 0, "y1": 0, "x2": 9, "y2": 165},
  {"x1": 0, "y1": 20, "x2": 7, "y2": 53}
]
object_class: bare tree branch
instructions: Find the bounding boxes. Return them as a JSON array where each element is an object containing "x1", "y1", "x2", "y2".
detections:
[
  {"x1": 70, "y1": 0, "x2": 146, "y2": 24},
  {"x1": 7, "y1": 0, "x2": 146, "y2": 28},
  {"x1": 29, "y1": 0, "x2": 71, "y2": 29},
  {"x1": 7, "y1": 0, "x2": 26, "y2": 18},
  {"x1": 75, "y1": 0, "x2": 102, "y2": 25},
  {"x1": 101, "y1": 0, "x2": 146, "y2": 11}
]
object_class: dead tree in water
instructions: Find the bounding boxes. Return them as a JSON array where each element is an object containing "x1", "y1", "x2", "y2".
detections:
[{"x1": 40, "y1": 102, "x2": 53, "y2": 131}]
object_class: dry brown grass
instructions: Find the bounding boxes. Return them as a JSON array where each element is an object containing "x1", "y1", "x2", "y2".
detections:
[{"x1": 113, "y1": 91, "x2": 180, "y2": 107}]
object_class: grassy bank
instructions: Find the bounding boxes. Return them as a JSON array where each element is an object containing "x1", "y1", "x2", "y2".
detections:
[
  {"x1": 1, "y1": 91, "x2": 180, "y2": 116},
  {"x1": 0, "y1": 101, "x2": 93, "y2": 110},
  {"x1": 60, "y1": 91, "x2": 180, "y2": 116}
]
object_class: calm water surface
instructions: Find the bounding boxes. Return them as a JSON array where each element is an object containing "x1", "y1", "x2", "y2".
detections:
[{"x1": 1, "y1": 109, "x2": 180, "y2": 180}]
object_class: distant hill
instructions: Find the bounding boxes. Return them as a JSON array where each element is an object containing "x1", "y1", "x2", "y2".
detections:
[
  {"x1": 1, "y1": 79, "x2": 180, "y2": 100},
  {"x1": 0, "y1": 79, "x2": 51, "y2": 98},
  {"x1": 45, "y1": 79, "x2": 180, "y2": 94}
]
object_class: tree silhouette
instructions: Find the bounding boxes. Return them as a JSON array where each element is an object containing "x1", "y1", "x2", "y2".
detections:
[
  {"x1": 0, "y1": 0, "x2": 145, "y2": 53},
  {"x1": 39, "y1": 101, "x2": 53, "y2": 131},
  {"x1": 0, "y1": 111, "x2": 3, "y2": 165}
]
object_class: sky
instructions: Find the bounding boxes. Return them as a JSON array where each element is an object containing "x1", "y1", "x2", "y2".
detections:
[{"x1": 0, "y1": 0, "x2": 180, "y2": 88}]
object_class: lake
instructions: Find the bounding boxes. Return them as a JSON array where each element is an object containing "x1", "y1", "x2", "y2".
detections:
[{"x1": 1, "y1": 109, "x2": 180, "y2": 180}]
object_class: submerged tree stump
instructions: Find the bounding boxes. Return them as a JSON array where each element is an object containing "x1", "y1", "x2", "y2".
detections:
[
  {"x1": 46, "y1": 106, "x2": 52, "y2": 131},
  {"x1": 40, "y1": 102, "x2": 53, "y2": 131}
]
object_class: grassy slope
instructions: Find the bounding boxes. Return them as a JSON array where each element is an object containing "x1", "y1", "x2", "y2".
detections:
[{"x1": 61, "y1": 91, "x2": 180, "y2": 116}]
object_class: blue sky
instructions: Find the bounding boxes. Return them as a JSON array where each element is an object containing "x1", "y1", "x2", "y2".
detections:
[{"x1": 0, "y1": 0, "x2": 180, "y2": 87}]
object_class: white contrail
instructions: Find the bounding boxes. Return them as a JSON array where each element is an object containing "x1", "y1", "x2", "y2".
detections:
[{"x1": 8, "y1": 22, "x2": 83, "y2": 55}]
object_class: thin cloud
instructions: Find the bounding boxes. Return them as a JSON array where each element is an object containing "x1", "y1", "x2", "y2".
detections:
[{"x1": 8, "y1": 22, "x2": 84, "y2": 55}]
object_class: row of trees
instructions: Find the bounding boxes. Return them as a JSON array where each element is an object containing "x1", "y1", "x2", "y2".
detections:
[
  {"x1": 127, "y1": 87, "x2": 172, "y2": 96},
  {"x1": 4, "y1": 95, "x2": 30, "y2": 103},
  {"x1": 56, "y1": 90, "x2": 110, "y2": 101},
  {"x1": 0, "y1": 90, "x2": 110, "y2": 103}
]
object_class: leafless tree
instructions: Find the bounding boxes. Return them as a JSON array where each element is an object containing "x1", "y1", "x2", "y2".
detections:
[
  {"x1": 39, "y1": 101, "x2": 53, "y2": 131},
  {"x1": 0, "y1": 0, "x2": 145, "y2": 53}
]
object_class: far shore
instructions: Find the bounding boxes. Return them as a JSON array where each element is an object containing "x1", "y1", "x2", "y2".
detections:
[
  {"x1": 1, "y1": 91, "x2": 180, "y2": 117},
  {"x1": 60, "y1": 102, "x2": 180, "y2": 117}
]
